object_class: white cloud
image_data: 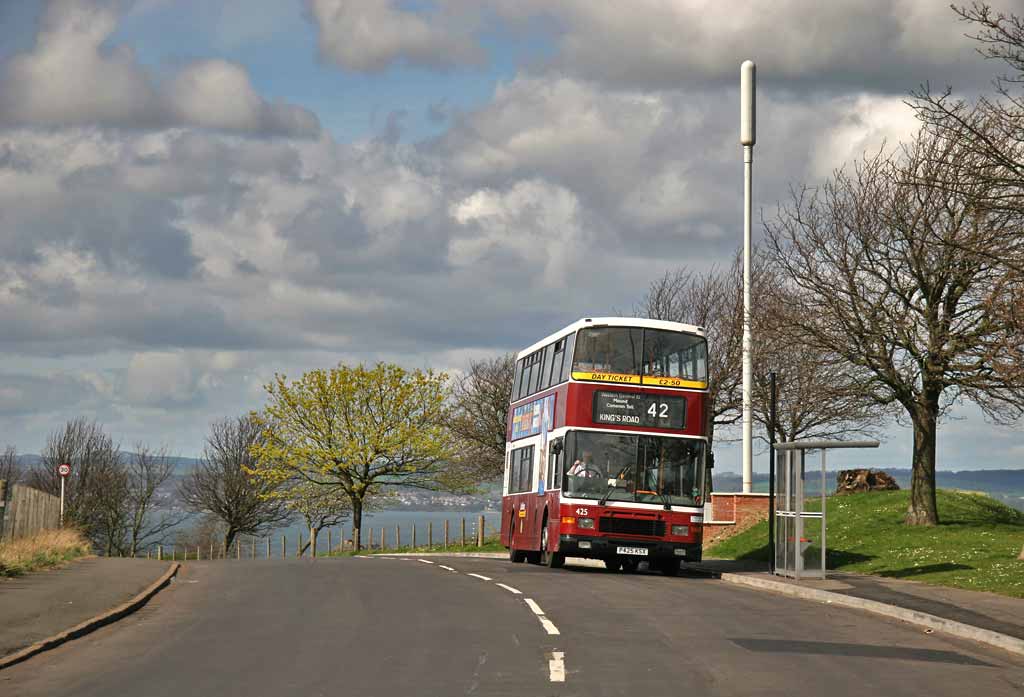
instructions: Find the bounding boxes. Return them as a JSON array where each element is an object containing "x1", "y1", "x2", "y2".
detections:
[
  {"x1": 449, "y1": 179, "x2": 587, "y2": 285},
  {"x1": 0, "y1": 0, "x2": 318, "y2": 136},
  {"x1": 309, "y1": 0, "x2": 484, "y2": 72},
  {"x1": 167, "y1": 60, "x2": 320, "y2": 136}
]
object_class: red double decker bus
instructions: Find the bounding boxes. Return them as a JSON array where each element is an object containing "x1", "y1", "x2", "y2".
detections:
[{"x1": 500, "y1": 317, "x2": 710, "y2": 576}]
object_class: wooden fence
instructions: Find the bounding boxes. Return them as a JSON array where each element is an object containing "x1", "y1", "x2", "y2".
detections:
[
  {"x1": 151, "y1": 515, "x2": 495, "y2": 561},
  {"x1": 0, "y1": 480, "x2": 61, "y2": 542}
]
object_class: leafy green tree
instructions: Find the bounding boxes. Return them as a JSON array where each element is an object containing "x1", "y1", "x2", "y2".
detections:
[{"x1": 250, "y1": 363, "x2": 461, "y2": 550}]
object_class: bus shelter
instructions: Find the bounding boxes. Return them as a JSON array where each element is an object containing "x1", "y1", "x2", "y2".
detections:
[{"x1": 773, "y1": 440, "x2": 879, "y2": 580}]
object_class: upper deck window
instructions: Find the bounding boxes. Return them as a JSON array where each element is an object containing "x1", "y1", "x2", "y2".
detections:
[
  {"x1": 641, "y1": 329, "x2": 707, "y2": 384},
  {"x1": 571, "y1": 327, "x2": 707, "y2": 387},
  {"x1": 571, "y1": 327, "x2": 642, "y2": 380}
]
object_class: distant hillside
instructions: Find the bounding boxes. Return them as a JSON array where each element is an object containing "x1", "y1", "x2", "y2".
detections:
[
  {"x1": 711, "y1": 467, "x2": 1024, "y2": 511},
  {"x1": 14, "y1": 453, "x2": 201, "y2": 475}
]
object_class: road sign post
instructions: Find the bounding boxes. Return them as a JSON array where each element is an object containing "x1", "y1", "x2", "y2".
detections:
[{"x1": 58, "y1": 463, "x2": 71, "y2": 527}]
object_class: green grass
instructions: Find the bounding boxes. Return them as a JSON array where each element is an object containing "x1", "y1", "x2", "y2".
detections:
[
  {"x1": 327, "y1": 537, "x2": 506, "y2": 557},
  {"x1": 708, "y1": 489, "x2": 1024, "y2": 597}
]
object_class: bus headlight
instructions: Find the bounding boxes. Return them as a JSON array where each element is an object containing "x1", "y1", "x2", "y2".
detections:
[
  {"x1": 578, "y1": 517, "x2": 595, "y2": 529},
  {"x1": 671, "y1": 525, "x2": 689, "y2": 537}
]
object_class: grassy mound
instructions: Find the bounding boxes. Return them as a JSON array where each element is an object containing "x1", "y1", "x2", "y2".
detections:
[
  {"x1": 0, "y1": 529, "x2": 92, "y2": 577},
  {"x1": 707, "y1": 489, "x2": 1024, "y2": 597}
]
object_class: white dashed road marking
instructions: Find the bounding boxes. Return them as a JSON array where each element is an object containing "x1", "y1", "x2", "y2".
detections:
[
  {"x1": 402, "y1": 560, "x2": 567, "y2": 681},
  {"x1": 548, "y1": 651, "x2": 565, "y2": 682},
  {"x1": 524, "y1": 599, "x2": 560, "y2": 635}
]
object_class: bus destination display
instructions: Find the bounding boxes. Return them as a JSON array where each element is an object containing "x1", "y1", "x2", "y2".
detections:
[{"x1": 592, "y1": 391, "x2": 686, "y2": 429}]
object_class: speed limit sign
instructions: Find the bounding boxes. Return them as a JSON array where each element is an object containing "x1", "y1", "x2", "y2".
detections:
[{"x1": 58, "y1": 463, "x2": 71, "y2": 477}]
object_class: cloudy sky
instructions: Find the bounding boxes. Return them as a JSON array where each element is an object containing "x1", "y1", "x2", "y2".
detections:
[{"x1": 0, "y1": 0, "x2": 1020, "y2": 471}]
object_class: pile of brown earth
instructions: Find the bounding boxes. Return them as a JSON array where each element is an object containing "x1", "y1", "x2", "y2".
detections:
[{"x1": 835, "y1": 469, "x2": 900, "y2": 495}]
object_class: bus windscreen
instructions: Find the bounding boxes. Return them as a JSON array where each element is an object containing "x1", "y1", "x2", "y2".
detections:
[{"x1": 563, "y1": 430, "x2": 703, "y2": 506}]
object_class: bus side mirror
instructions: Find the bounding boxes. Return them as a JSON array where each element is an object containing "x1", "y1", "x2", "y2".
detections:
[
  {"x1": 551, "y1": 440, "x2": 563, "y2": 455},
  {"x1": 706, "y1": 452, "x2": 714, "y2": 469}
]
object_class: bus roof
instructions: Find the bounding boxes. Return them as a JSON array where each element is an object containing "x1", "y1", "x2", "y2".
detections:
[{"x1": 516, "y1": 317, "x2": 705, "y2": 359}]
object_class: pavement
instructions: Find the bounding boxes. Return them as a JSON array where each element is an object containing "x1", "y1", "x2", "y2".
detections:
[
  {"x1": 0, "y1": 557, "x2": 174, "y2": 659},
  {"x1": 693, "y1": 558, "x2": 1024, "y2": 642},
  {"x1": 1, "y1": 555, "x2": 1022, "y2": 696}
]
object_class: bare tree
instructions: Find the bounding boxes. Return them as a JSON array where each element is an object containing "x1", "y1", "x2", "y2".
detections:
[
  {"x1": 639, "y1": 259, "x2": 744, "y2": 449},
  {"x1": 284, "y1": 479, "x2": 352, "y2": 555},
  {"x1": 912, "y1": 4, "x2": 1024, "y2": 226},
  {"x1": 123, "y1": 445, "x2": 186, "y2": 557},
  {"x1": 448, "y1": 353, "x2": 515, "y2": 480},
  {"x1": 764, "y1": 128, "x2": 1024, "y2": 526},
  {"x1": 752, "y1": 279, "x2": 884, "y2": 444},
  {"x1": 30, "y1": 418, "x2": 122, "y2": 545},
  {"x1": 0, "y1": 446, "x2": 21, "y2": 485},
  {"x1": 179, "y1": 416, "x2": 292, "y2": 550}
]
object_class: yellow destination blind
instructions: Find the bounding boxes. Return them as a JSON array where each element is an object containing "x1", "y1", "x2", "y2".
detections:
[{"x1": 571, "y1": 371, "x2": 706, "y2": 390}]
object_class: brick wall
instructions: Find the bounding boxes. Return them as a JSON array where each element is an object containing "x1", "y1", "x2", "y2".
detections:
[{"x1": 703, "y1": 493, "x2": 769, "y2": 547}]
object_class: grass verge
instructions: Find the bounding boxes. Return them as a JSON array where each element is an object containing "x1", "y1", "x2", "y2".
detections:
[
  {"x1": 708, "y1": 489, "x2": 1024, "y2": 597},
  {"x1": 0, "y1": 529, "x2": 92, "y2": 577}
]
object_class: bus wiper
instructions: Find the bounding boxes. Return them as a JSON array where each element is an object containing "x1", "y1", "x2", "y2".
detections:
[
  {"x1": 598, "y1": 481, "x2": 618, "y2": 507},
  {"x1": 657, "y1": 490, "x2": 672, "y2": 510}
]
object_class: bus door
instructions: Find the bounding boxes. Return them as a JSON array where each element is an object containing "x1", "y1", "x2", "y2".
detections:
[{"x1": 543, "y1": 438, "x2": 564, "y2": 550}]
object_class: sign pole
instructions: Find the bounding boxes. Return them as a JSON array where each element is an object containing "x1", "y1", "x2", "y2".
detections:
[
  {"x1": 768, "y1": 371, "x2": 777, "y2": 572},
  {"x1": 58, "y1": 462, "x2": 71, "y2": 527},
  {"x1": 740, "y1": 60, "x2": 756, "y2": 493}
]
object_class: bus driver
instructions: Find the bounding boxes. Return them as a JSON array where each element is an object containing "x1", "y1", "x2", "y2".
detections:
[{"x1": 568, "y1": 450, "x2": 597, "y2": 477}]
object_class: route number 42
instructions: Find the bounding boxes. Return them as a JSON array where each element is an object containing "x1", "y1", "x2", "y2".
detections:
[
  {"x1": 575, "y1": 507, "x2": 589, "y2": 516},
  {"x1": 647, "y1": 403, "x2": 669, "y2": 418}
]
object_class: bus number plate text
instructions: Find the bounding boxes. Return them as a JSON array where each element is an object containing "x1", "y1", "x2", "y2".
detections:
[{"x1": 593, "y1": 391, "x2": 686, "y2": 429}]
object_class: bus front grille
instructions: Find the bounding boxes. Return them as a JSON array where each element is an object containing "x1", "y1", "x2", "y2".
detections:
[{"x1": 599, "y1": 517, "x2": 665, "y2": 537}]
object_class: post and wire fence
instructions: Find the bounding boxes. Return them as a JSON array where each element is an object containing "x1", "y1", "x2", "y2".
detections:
[{"x1": 145, "y1": 515, "x2": 498, "y2": 561}]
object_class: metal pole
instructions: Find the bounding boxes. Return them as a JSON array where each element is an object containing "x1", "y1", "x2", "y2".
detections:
[
  {"x1": 768, "y1": 371, "x2": 776, "y2": 572},
  {"x1": 59, "y1": 476, "x2": 65, "y2": 528},
  {"x1": 821, "y1": 449, "x2": 827, "y2": 578},
  {"x1": 740, "y1": 59, "x2": 756, "y2": 493}
]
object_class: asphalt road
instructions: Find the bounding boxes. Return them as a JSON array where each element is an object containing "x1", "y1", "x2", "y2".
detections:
[{"x1": 3, "y1": 556, "x2": 1023, "y2": 696}]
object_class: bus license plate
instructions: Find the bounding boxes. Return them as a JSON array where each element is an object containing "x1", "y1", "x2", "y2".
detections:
[{"x1": 617, "y1": 546, "x2": 648, "y2": 556}]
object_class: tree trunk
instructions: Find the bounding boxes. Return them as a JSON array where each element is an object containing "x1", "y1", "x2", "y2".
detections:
[
  {"x1": 906, "y1": 405, "x2": 939, "y2": 526},
  {"x1": 224, "y1": 529, "x2": 237, "y2": 554},
  {"x1": 351, "y1": 497, "x2": 363, "y2": 551}
]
